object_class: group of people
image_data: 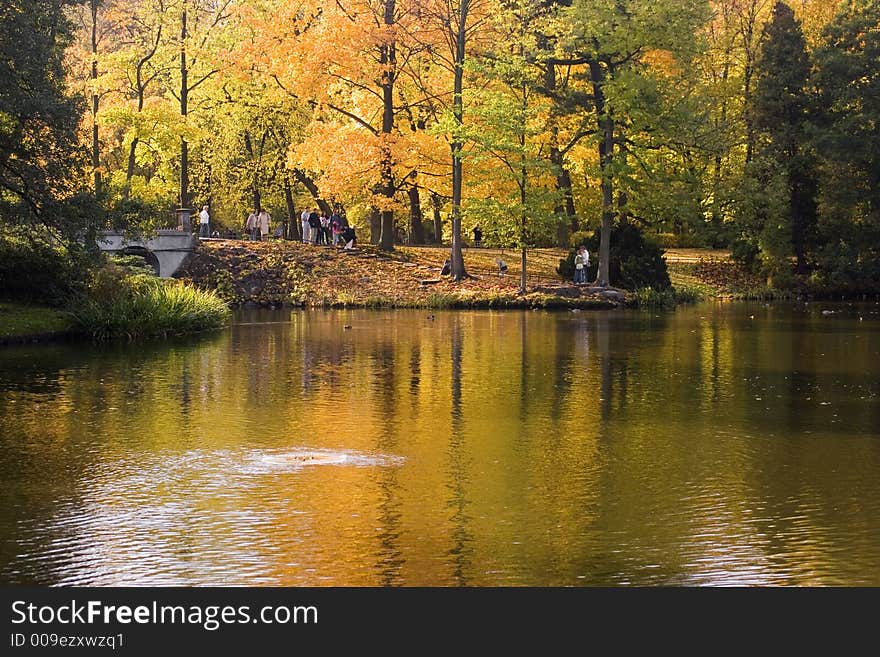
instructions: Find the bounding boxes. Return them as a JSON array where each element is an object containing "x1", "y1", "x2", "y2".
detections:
[
  {"x1": 573, "y1": 245, "x2": 591, "y2": 285},
  {"x1": 245, "y1": 207, "x2": 273, "y2": 241},
  {"x1": 300, "y1": 208, "x2": 357, "y2": 249}
]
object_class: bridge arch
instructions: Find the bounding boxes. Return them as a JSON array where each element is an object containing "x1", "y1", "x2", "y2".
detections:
[
  {"x1": 119, "y1": 246, "x2": 161, "y2": 276},
  {"x1": 97, "y1": 230, "x2": 196, "y2": 278}
]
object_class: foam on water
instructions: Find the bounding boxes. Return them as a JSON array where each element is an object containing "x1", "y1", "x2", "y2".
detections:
[{"x1": 242, "y1": 448, "x2": 405, "y2": 474}]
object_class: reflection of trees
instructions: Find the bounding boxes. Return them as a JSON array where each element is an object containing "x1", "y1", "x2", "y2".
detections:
[
  {"x1": 372, "y1": 336, "x2": 404, "y2": 585},
  {"x1": 596, "y1": 313, "x2": 613, "y2": 420},
  {"x1": 446, "y1": 316, "x2": 472, "y2": 585},
  {"x1": 549, "y1": 317, "x2": 576, "y2": 424},
  {"x1": 0, "y1": 333, "x2": 227, "y2": 583}
]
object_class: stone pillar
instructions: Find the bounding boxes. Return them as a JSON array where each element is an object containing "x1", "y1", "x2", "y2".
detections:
[{"x1": 176, "y1": 207, "x2": 192, "y2": 233}]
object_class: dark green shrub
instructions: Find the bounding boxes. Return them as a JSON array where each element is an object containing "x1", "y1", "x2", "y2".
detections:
[
  {"x1": 730, "y1": 237, "x2": 760, "y2": 271},
  {"x1": 558, "y1": 223, "x2": 670, "y2": 290},
  {"x1": 0, "y1": 234, "x2": 93, "y2": 305}
]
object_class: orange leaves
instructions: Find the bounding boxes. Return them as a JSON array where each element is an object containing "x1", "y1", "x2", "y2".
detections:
[{"x1": 643, "y1": 49, "x2": 680, "y2": 77}]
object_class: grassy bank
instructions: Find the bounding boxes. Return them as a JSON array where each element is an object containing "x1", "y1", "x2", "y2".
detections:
[
  {"x1": 1, "y1": 278, "x2": 229, "y2": 345},
  {"x1": 0, "y1": 302, "x2": 75, "y2": 343}
]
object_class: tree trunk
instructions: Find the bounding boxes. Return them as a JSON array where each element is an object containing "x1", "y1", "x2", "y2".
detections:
[
  {"x1": 243, "y1": 131, "x2": 262, "y2": 212},
  {"x1": 519, "y1": 83, "x2": 528, "y2": 294},
  {"x1": 378, "y1": 0, "x2": 397, "y2": 252},
  {"x1": 449, "y1": 0, "x2": 469, "y2": 279},
  {"x1": 179, "y1": 5, "x2": 190, "y2": 211},
  {"x1": 284, "y1": 173, "x2": 299, "y2": 240},
  {"x1": 590, "y1": 60, "x2": 613, "y2": 287},
  {"x1": 545, "y1": 60, "x2": 576, "y2": 246},
  {"x1": 291, "y1": 168, "x2": 331, "y2": 215},
  {"x1": 90, "y1": 0, "x2": 101, "y2": 196},
  {"x1": 124, "y1": 20, "x2": 159, "y2": 197},
  {"x1": 742, "y1": 1, "x2": 759, "y2": 165},
  {"x1": 407, "y1": 184, "x2": 426, "y2": 245},
  {"x1": 370, "y1": 208, "x2": 381, "y2": 244},
  {"x1": 431, "y1": 192, "x2": 443, "y2": 244},
  {"x1": 617, "y1": 145, "x2": 629, "y2": 225}
]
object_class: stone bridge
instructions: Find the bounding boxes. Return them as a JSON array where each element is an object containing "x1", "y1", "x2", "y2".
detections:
[{"x1": 97, "y1": 230, "x2": 196, "y2": 278}]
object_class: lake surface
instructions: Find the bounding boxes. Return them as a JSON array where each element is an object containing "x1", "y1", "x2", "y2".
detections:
[{"x1": 1, "y1": 304, "x2": 879, "y2": 586}]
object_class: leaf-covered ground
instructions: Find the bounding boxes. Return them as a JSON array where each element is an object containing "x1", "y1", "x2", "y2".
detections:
[
  {"x1": 665, "y1": 251, "x2": 769, "y2": 298},
  {"x1": 178, "y1": 240, "x2": 627, "y2": 309}
]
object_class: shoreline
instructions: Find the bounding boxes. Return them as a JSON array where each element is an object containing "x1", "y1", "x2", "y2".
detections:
[{"x1": 5, "y1": 242, "x2": 877, "y2": 347}]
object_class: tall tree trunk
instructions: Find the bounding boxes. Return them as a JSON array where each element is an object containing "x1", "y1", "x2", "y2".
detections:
[
  {"x1": 124, "y1": 20, "x2": 160, "y2": 198},
  {"x1": 519, "y1": 77, "x2": 528, "y2": 294},
  {"x1": 545, "y1": 60, "x2": 576, "y2": 246},
  {"x1": 284, "y1": 172, "x2": 298, "y2": 240},
  {"x1": 370, "y1": 208, "x2": 382, "y2": 244},
  {"x1": 243, "y1": 131, "x2": 262, "y2": 212},
  {"x1": 590, "y1": 60, "x2": 613, "y2": 287},
  {"x1": 179, "y1": 3, "x2": 190, "y2": 211},
  {"x1": 449, "y1": 0, "x2": 469, "y2": 279},
  {"x1": 560, "y1": 166, "x2": 577, "y2": 234},
  {"x1": 617, "y1": 144, "x2": 629, "y2": 225},
  {"x1": 742, "y1": 0, "x2": 759, "y2": 165},
  {"x1": 378, "y1": 0, "x2": 397, "y2": 252},
  {"x1": 711, "y1": 55, "x2": 730, "y2": 246},
  {"x1": 431, "y1": 192, "x2": 443, "y2": 244},
  {"x1": 407, "y1": 184, "x2": 426, "y2": 245},
  {"x1": 90, "y1": 0, "x2": 101, "y2": 196}
]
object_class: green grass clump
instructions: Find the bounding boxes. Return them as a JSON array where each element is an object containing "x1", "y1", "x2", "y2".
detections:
[
  {"x1": 633, "y1": 285, "x2": 703, "y2": 308},
  {"x1": 72, "y1": 270, "x2": 230, "y2": 340}
]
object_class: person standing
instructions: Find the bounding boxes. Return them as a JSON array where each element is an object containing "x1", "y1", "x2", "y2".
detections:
[
  {"x1": 245, "y1": 208, "x2": 259, "y2": 241},
  {"x1": 300, "y1": 208, "x2": 311, "y2": 244},
  {"x1": 308, "y1": 209, "x2": 320, "y2": 245},
  {"x1": 583, "y1": 247, "x2": 591, "y2": 283},
  {"x1": 258, "y1": 208, "x2": 271, "y2": 241},
  {"x1": 199, "y1": 205, "x2": 210, "y2": 238},
  {"x1": 574, "y1": 246, "x2": 585, "y2": 284},
  {"x1": 472, "y1": 226, "x2": 482, "y2": 248},
  {"x1": 331, "y1": 214, "x2": 341, "y2": 247}
]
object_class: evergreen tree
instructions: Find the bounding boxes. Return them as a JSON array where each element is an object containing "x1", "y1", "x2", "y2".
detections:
[
  {"x1": 812, "y1": 0, "x2": 880, "y2": 288},
  {"x1": 751, "y1": 1, "x2": 817, "y2": 277}
]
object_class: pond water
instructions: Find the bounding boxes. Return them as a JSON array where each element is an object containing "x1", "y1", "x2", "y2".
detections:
[{"x1": 1, "y1": 304, "x2": 879, "y2": 586}]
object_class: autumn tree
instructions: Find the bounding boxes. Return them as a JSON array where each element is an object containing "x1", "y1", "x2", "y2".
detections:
[
  {"x1": 409, "y1": 0, "x2": 495, "y2": 275},
  {"x1": 467, "y1": 0, "x2": 559, "y2": 291},
  {"x1": 556, "y1": 0, "x2": 711, "y2": 286},
  {"x1": 245, "y1": 0, "x2": 440, "y2": 251}
]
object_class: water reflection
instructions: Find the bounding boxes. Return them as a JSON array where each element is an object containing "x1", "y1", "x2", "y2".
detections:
[{"x1": 1, "y1": 304, "x2": 879, "y2": 585}]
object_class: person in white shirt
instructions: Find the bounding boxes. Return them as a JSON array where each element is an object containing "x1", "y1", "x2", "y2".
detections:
[
  {"x1": 300, "y1": 208, "x2": 310, "y2": 244},
  {"x1": 257, "y1": 209, "x2": 271, "y2": 241},
  {"x1": 246, "y1": 209, "x2": 259, "y2": 241},
  {"x1": 199, "y1": 205, "x2": 210, "y2": 238}
]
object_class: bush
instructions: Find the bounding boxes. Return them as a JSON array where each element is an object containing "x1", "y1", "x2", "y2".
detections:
[
  {"x1": 557, "y1": 223, "x2": 671, "y2": 290},
  {"x1": 0, "y1": 233, "x2": 93, "y2": 306},
  {"x1": 730, "y1": 237, "x2": 760, "y2": 270}
]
